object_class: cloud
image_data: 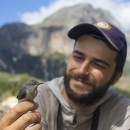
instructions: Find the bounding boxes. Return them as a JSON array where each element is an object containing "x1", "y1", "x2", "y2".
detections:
[
  {"x1": 20, "y1": 0, "x2": 130, "y2": 31},
  {"x1": 20, "y1": 7, "x2": 49, "y2": 25}
]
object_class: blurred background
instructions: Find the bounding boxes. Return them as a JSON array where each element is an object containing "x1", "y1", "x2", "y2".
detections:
[{"x1": 0, "y1": 0, "x2": 130, "y2": 116}]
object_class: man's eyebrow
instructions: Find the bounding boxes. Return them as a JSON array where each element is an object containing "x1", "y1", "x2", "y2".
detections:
[
  {"x1": 94, "y1": 58, "x2": 110, "y2": 67},
  {"x1": 73, "y1": 50, "x2": 85, "y2": 56}
]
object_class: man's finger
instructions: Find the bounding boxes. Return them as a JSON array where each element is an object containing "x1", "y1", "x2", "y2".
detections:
[
  {"x1": 9, "y1": 111, "x2": 41, "y2": 130},
  {"x1": 25, "y1": 123, "x2": 42, "y2": 130},
  {"x1": 1, "y1": 101, "x2": 38, "y2": 126}
]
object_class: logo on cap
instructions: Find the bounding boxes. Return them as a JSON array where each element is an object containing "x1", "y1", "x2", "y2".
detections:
[{"x1": 94, "y1": 21, "x2": 112, "y2": 30}]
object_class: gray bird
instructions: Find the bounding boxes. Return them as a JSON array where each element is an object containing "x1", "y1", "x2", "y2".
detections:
[{"x1": 17, "y1": 80, "x2": 43, "y2": 103}]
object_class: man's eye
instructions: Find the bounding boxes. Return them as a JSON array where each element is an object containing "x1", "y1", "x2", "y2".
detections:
[
  {"x1": 73, "y1": 55, "x2": 82, "y2": 60},
  {"x1": 74, "y1": 56, "x2": 80, "y2": 59},
  {"x1": 94, "y1": 63, "x2": 105, "y2": 69}
]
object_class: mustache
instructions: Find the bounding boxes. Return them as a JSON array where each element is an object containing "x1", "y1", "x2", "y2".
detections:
[{"x1": 67, "y1": 71, "x2": 96, "y2": 87}]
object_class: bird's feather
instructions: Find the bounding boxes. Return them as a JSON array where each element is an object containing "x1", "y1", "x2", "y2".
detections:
[{"x1": 17, "y1": 87, "x2": 27, "y2": 100}]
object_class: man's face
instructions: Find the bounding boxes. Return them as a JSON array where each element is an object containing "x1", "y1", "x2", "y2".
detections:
[{"x1": 64, "y1": 34, "x2": 120, "y2": 106}]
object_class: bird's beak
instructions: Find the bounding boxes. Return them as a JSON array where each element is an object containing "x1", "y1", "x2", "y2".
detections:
[
  {"x1": 35, "y1": 83, "x2": 44, "y2": 88},
  {"x1": 38, "y1": 83, "x2": 44, "y2": 85}
]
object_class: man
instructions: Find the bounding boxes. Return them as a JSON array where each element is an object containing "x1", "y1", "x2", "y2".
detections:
[{"x1": 0, "y1": 21, "x2": 130, "y2": 130}]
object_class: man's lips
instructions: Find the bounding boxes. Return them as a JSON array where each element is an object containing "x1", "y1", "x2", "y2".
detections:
[{"x1": 73, "y1": 78, "x2": 91, "y2": 86}]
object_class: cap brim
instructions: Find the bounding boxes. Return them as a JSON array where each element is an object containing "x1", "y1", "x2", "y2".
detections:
[
  {"x1": 68, "y1": 23, "x2": 107, "y2": 39},
  {"x1": 69, "y1": 23, "x2": 104, "y2": 38}
]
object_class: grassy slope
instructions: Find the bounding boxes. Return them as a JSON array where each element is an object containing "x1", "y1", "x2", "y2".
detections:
[
  {"x1": 114, "y1": 76, "x2": 130, "y2": 98},
  {"x1": 0, "y1": 72, "x2": 43, "y2": 102}
]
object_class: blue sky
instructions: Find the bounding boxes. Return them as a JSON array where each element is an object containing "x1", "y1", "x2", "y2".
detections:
[
  {"x1": 0, "y1": 0, "x2": 54, "y2": 26},
  {"x1": 0, "y1": 0, "x2": 130, "y2": 31}
]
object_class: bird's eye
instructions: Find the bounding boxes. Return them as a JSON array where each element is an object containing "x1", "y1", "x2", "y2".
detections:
[
  {"x1": 34, "y1": 81, "x2": 38, "y2": 85},
  {"x1": 33, "y1": 83, "x2": 36, "y2": 85}
]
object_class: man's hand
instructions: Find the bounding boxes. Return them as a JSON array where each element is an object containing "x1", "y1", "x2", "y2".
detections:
[{"x1": 0, "y1": 101, "x2": 41, "y2": 130}]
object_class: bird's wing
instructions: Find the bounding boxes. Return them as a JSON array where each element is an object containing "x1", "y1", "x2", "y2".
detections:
[{"x1": 17, "y1": 87, "x2": 27, "y2": 100}]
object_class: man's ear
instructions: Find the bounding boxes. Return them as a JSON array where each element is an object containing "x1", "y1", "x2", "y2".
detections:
[{"x1": 111, "y1": 71, "x2": 122, "y2": 85}]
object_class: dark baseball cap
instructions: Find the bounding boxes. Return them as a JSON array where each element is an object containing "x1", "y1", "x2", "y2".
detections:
[{"x1": 68, "y1": 21, "x2": 127, "y2": 67}]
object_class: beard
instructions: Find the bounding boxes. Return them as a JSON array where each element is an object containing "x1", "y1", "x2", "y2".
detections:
[{"x1": 64, "y1": 70, "x2": 114, "y2": 107}]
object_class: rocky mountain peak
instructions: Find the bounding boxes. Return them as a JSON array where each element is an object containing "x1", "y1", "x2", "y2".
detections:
[{"x1": 41, "y1": 4, "x2": 121, "y2": 29}]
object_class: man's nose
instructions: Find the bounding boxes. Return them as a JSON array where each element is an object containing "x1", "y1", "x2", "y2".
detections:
[{"x1": 78, "y1": 60, "x2": 90, "y2": 75}]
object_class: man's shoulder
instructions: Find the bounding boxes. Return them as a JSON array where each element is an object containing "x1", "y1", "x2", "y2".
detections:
[
  {"x1": 101, "y1": 91, "x2": 130, "y2": 118},
  {"x1": 111, "y1": 92, "x2": 130, "y2": 106},
  {"x1": 103, "y1": 91, "x2": 130, "y2": 109},
  {"x1": 99, "y1": 92, "x2": 130, "y2": 129},
  {"x1": 37, "y1": 76, "x2": 64, "y2": 97}
]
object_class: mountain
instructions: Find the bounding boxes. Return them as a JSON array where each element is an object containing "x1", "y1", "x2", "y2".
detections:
[
  {"x1": 0, "y1": 4, "x2": 129, "y2": 80},
  {"x1": 0, "y1": 23, "x2": 32, "y2": 55},
  {"x1": 41, "y1": 4, "x2": 121, "y2": 28}
]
